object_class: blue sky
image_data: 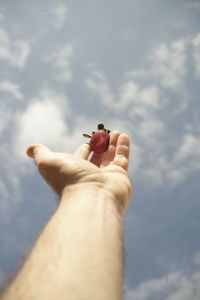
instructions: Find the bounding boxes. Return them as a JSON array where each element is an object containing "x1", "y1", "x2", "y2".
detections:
[{"x1": 0, "y1": 0, "x2": 200, "y2": 299}]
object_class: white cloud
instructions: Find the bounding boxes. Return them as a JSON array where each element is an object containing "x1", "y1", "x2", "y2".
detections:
[
  {"x1": 119, "y1": 81, "x2": 160, "y2": 112},
  {"x1": 14, "y1": 87, "x2": 106, "y2": 162},
  {"x1": 125, "y1": 252, "x2": 200, "y2": 300},
  {"x1": 185, "y1": 2, "x2": 200, "y2": 9},
  {"x1": 52, "y1": 4, "x2": 68, "y2": 30},
  {"x1": 150, "y1": 39, "x2": 188, "y2": 88},
  {"x1": 12, "y1": 40, "x2": 30, "y2": 68},
  {"x1": 0, "y1": 103, "x2": 11, "y2": 134},
  {"x1": 86, "y1": 69, "x2": 167, "y2": 183},
  {"x1": 138, "y1": 117, "x2": 164, "y2": 140},
  {"x1": 0, "y1": 80, "x2": 24, "y2": 100},
  {"x1": 86, "y1": 72, "x2": 160, "y2": 114},
  {"x1": 120, "y1": 35, "x2": 200, "y2": 186},
  {"x1": 86, "y1": 64, "x2": 200, "y2": 188},
  {"x1": 13, "y1": 86, "x2": 134, "y2": 176},
  {"x1": 43, "y1": 44, "x2": 73, "y2": 82},
  {"x1": 0, "y1": 180, "x2": 10, "y2": 209},
  {"x1": 192, "y1": 33, "x2": 200, "y2": 77},
  {"x1": 119, "y1": 81, "x2": 138, "y2": 109},
  {"x1": 14, "y1": 88, "x2": 70, "y2": 159},
  {"x1": 0, "y1": 104, "x2": 20, "y2": 216},
  {"x1": 166, "y1": 133, "x2": 200, "y2": 185},
  {"x1": 173, "y1": 134, "x2": 200, "y2": 162},
  {"x1": 0, "y1": 7, "x2": 5, "y2": 22},
  {"x1": 125, "y1": 271, "x2": 200, "y2": 300},
  {"x1": 0, "y1": 28, "x2": 30, "y2": 68},
  {"x1": 85, "y1": 70, "x2": 115, "y2": 107},
  {"x1": 193, "y1": 250, "x2": 200, "y2": 265},
  {"x1": 120, "y1": 82, "x2": 160, "y2": 117},
  {"x1": 0, "y1": 137, "x2": 23, "y2": 219},
  {"x1": 86, "y1": 70, "x2": 162, "y2": 132},
  {"x1": 138, "y1": 131, "x2": 200, "y2": 187},
  {"x1": 127, "y1": 33, "x2": 200, "y2": 87},
  {"x1": 126, "y1": 38, "x2": 188, "y2": 89}
]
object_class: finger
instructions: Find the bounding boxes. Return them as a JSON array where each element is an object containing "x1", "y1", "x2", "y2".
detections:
[
  {"x1": 100, "y1": 131, "x2": 121, "y2": 167},
  {"x1": 26, "y1": 144, "x2": 52, "y2": 165},
  {"x1": 74, "y1": 143, "x2": 91, "y2": 160},
  {"x1": 112, "y1": 134, "x2": 130, "y2": 171},
  {"x1": 90, "y1": 152, "x2": 104, "y2": 167}
]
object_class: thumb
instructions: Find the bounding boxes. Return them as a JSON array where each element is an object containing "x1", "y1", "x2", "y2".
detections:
[{"x1": 26, "y1": 144, "x2": 52, "y2": 165}]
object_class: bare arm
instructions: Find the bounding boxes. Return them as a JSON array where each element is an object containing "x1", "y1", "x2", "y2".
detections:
[{"x1": 1, "y1": 131, "x2": 131, "y2": 300}]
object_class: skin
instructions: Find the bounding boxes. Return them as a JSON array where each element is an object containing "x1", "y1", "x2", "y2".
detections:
[{"x1": 1, "y1": 131, "x2": 132, "y2": 300}]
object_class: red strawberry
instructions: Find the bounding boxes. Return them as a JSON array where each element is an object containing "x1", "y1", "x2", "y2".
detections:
[{"x1": 83, "y1": 123, "x2": 110, "y2": 154}]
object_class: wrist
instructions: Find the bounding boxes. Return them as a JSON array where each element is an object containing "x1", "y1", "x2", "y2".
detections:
[{"x1": 60, "y1": 182, "x2": 124, "y2": 216}]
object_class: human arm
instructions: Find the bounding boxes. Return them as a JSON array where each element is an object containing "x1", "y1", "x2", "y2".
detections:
[{"x1": 1, "y1": 131, "x2": 132, "y2": 300}]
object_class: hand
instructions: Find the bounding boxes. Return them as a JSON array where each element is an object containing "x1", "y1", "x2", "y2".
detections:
[{"x1": 26, "y1": 131, "x2": 132, "y2": 211}]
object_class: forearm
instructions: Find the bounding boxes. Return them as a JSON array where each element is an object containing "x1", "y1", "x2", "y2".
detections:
[{"x1": 2, "y1": 185, "x2": 124, "y2": 300}]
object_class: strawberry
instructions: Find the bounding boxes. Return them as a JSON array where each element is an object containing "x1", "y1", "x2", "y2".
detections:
[{"x1": 83, "y1": 123, "x2": 110, "y2": 154}]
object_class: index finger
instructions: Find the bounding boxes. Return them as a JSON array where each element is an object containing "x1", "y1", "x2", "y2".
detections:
[{"x1": 74, "y1": 143, "x2": 91, "y2": 160}]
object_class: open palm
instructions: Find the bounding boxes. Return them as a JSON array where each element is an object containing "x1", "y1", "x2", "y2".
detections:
[{"x1": 27, "y1": 131, "x2": 132, "y2": 211}]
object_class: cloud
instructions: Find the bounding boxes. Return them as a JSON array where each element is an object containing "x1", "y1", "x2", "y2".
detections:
[
  {"x1": 85, "y1": 69, "x2": 166, "y2": 180},
  {"x1": 0, "y1": 7, "x2": 5, "y2": 22},
  {"x1": 126, "y1": 33, "x2": 200, "y2": 87},
  {"x1": 13, "y1": 85, "x2": 134, "y2": 168},
  {"x1": 166, "y1": 133, "x2": 200, "y2": 185},
  {"x1": 0, "y1": 80, "x2": 24, "y2": 100},
  {"x1": 85, "y1": 59, "x2": 200, "y2": 188},
  {"x1": 43, "y1": 44, "x2": 73, "y2": 82},
  {"x1": 14, "y1": 88, "x2": 70, "y2": 159},
  {"x1": 0, "y1": 28, "x2": 30, "y2": 68},
  {"x1": 120, "y1": 82, "x2": 160, "y2": 115},
  {"x1": 0, "y1": 102, "x2": 11, "y2": 135},
  {"x1": 0, "y1": 136, "x2": 23, "y2": 219},
  {"x1": 125, "y1": 251, "x2": 200, "y2": 300},
  {"x1": 185, "y1": 2, "x2": 200, "y2": 9},
  {"x1": 193, "y1": 250, "x2": 200, "y2": 265},
  {"x1": 52, "y1": 4, "x2": 68, "y2": 30},
  {"x1": 172, "y1": 134, "x2": 200, "y2": 163},
  {"x1": 14, "y1": 87, "x2": 104, "y2": 160},
  {"x1": 192, "y1": 33, "x2": 200, "y2": 78},
  {"x1": 85, "y1": 70, "x2": 162, "y2": 134},
  {"x1": 152, "y1": 39, "x2": 188, "y2": 88},
  {"x1": 119, "y1": 34, "x2": 200, "y2": 186},
  {"x1": 0, "y1": 88, "x2": 69, "y2": 217},
  {"x1": 137, "y1": 122, "x2": 200, "y2": 187},
  {"x1": 85, "y1": 71, "x2": 114, "y2": 108},
  {"x1": 85, "y1": 71, "x2": 160, "y2": 113},
  {"x1": 127, "y1": 38, "x2": 188, "y2": 89},
  {"x1": 125, "y1": 270, "x2": 200, "y2": 300}
]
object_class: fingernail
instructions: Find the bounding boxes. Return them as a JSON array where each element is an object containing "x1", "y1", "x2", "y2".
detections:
[{"x1": 26, "y1": 145, "x2": 36, "y2": 158}]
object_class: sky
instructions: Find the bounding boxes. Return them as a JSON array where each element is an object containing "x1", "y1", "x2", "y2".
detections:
[{"x1": 0, "y1": 0, "x2": 200, "y2": 299}]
